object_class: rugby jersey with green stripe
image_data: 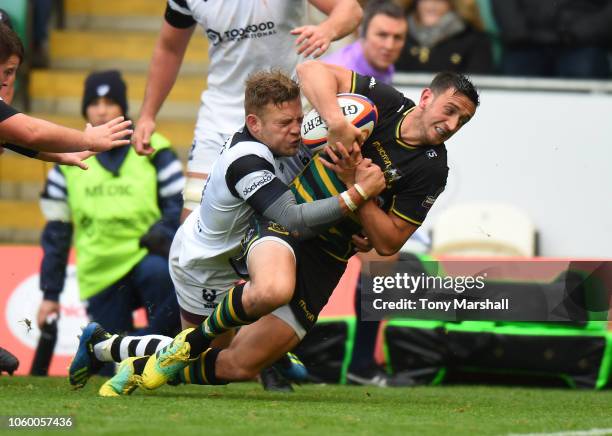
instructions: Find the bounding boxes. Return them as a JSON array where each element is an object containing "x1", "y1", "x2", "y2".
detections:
[{"x1": 291, "y1": 72, "x2": 449, "y2": 261}]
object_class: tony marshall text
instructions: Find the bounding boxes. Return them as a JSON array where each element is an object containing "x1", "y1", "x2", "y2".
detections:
[{"x1": 373, "y1": 298, "x2": 509, "y2": 311}]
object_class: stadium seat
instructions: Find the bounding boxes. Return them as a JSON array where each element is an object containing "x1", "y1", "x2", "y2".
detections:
[{"x1": 431, "y1": 203, "x2": 536, "y2": 257}]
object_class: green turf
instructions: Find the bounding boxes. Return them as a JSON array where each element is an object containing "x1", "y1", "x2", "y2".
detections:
[{"x1": 0, "y1": 377, "x2": 611, "y2": 435}]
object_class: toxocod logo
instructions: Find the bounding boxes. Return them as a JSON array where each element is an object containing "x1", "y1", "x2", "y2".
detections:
[{"x1": 207, "y1": 22, "x2": 277, "y2": 46}]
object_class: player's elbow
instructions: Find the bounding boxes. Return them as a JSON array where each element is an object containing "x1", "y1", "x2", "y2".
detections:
[
  {"x1": 373, "y1": 245, "x2": 400, "y2": 257},
  {"x1": 296, "y1": 60, "x2": 319, "y2": 80},
  {"x1": 371, "y1": 236, "x2": 404, "y2": 256}
]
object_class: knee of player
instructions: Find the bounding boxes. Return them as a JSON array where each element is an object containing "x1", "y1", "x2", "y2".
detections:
[{"x1": 249, "y1": 279, "x2": 294, "y2": 309}]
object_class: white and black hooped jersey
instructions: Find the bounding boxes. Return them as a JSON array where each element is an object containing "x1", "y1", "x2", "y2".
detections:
[{"x1": 174, "y1": 127, "x2": 298, "y2": 290}]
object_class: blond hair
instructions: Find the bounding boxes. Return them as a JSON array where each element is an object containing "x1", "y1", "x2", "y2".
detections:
[{"x1": 244, "y1": 70, "x2": 301, "y2": 117}]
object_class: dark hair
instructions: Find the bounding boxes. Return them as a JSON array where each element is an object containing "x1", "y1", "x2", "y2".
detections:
[
  {"x1": 244, "y1": 69, "x2": 300, "y2": 117},
  {"x1": 0, "y1": 23, "x2": 24, "y2": 64},
  {"x1": 430, "y1": 71, "x2": 480, "y2": 107},
  {"x1": 360, "y1": 0, "x2": 406, "y2": 37},
  {"x1": 0, "y1": 9, "x2": 13, "y2": 29}
]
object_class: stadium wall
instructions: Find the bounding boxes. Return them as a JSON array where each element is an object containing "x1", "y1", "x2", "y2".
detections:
[{"x1": 394, "y1": 82, "x2": 612, "y2": 258}]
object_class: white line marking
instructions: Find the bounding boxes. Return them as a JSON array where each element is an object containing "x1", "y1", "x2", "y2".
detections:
[{"x1": 508, "y1": 429, "x2": 612, "y2": 436}]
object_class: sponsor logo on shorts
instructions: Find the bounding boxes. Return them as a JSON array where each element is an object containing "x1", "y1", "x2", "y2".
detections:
[
  {"x1": 298, "y1": 299, "x2": 316, "y2": 323},
  {"x1": 206, "y1": 22, "x2": 277, "y2": 46},
  {"x1": 267, "y1": 222, "x2": 289, "y2": 236},
  {"x1": 242, "y1": 171, "x2": 273, "y2": 196}
]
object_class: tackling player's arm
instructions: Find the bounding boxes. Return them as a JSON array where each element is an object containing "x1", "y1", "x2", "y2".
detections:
[
  {"x1": 228, "y1": 153, "x2": 383, "y2": 239},
  {"x1": 297, "y1": 60, "x2": 363, "y2": 150},
  {"x1": 133, "y1": 0, "x2": 196, "y2": 155},
  {"x1": 292, "y1": 0, "x2": 363, "y2": 58}
]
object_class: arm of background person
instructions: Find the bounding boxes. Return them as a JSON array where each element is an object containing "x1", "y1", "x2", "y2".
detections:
[
  {"x1": 133, "y1": 16, "x2": 195, "y2": 155},
  {"x1": 293, "y1": 0, "x2": 363, "y2": 57},
  {"x1": 0, "y1": 113, "x2": 132, "y2": 153}
]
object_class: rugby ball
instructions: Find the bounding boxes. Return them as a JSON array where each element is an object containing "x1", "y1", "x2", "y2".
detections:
[{"x1": 301, "y1": 93, "x2": 378, "y2": 153}]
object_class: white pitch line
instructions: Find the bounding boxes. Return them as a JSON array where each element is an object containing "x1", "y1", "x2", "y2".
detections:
[{"x1": 508, "y1": 429, "x2": 612, "y2": 436}]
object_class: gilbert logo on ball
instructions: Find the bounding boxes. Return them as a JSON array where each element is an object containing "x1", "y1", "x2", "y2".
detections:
[{"x1": 301, "y1": 93, "x2": 378, "y2": 153}]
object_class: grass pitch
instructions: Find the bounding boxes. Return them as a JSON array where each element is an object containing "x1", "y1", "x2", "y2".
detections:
[{"x1": 1, "y1": 376, "x2": 611, "y2": 435}]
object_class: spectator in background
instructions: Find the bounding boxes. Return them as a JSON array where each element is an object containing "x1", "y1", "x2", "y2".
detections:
[
  {"x1": 395, "y1": 0, "x2": 493, "y2": 74},
  {"x1": 323, "y1": 0, "x2": 407, "y2": 83},
  {"x1": 32, "y1": 0, "x2": 53, "y2": 67},
  {"x1": 323, "y1": 1, "x2": 414, "y2": 387},
  {"x1": 491, "y1": 0, "x2": 612, "y2": 79},
  {"x1": 36, "y1": 70, "x2": 183, "y2": 379}
]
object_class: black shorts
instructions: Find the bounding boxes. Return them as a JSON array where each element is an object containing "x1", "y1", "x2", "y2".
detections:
[{"x1": 231, "y1": 215, "x2": 348, "y2": 331}]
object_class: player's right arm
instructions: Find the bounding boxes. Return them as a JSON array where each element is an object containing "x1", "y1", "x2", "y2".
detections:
[
  {"x1": 37, "y1": 166, "x2": 73, "y2": 328},
  {"x1": 133, "y1": 1, "x2": 196, "y2": 155},
  {"x1": 296, "y1": 60, "x2": 363, "y2": 151}
]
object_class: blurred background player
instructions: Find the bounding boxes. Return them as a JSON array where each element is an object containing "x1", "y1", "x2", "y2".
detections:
[
  {"x1": 131, "y1": 0, "x2": 363, "y2": 219},
  {"x1": 130, "y1": 0, "x2": 363, "y2": 390},
  {"x1": 322, "y1": 0, "x2": 414, "y2": 387},
  {"x1": 0, "y1": 23, "x2": 133, "y2": 162},
  {"x1": 395, "y1": 0, "x2": 493, "y2": 74},
  {"x1": 36, "y1": 70, "x2": 184, "y2": 381}
]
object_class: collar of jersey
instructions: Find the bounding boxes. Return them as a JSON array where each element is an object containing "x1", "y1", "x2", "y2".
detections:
[{"x1": 394, "y1": 106, "x2": 418, "y2": 150}]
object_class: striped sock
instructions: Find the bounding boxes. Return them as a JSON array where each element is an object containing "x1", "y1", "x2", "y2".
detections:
[
  {"x1": 101, "y1": 335, "x2": 172, "y2": 363},
  {"x1": 186, "y1": 283, "x2": 254, "y2": 358},
  {"x1": 178, "y1": 349, "x2": 227, "y2": 385},
  {"x1": 203, "y1": 283, "x2": 252, "y2": 337}
]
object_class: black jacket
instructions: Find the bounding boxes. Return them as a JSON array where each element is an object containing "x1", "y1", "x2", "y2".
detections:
[
  {"x1": 491, "y1": 0, "x2": 612, "y2": 47},
  {"x1": 395, "y1": 25, "x2": 493, "y2": 74}
]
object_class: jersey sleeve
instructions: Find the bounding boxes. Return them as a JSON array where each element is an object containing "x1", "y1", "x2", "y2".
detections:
[
  {"x1": 0, "y1": 99, "x2": 19, "y2": 123},
  {"x1": 349, "y1": 72, "x2": 410, "y2": 120},
  {"x1": 225, "y1": 154, "x2": 289, "y2": 212},
  {"x1": 165, "y1": 0, "x2": 196, "y2": 28},
  {"x1": 390, "y1": 164, "x2": 448, "y2": 226}
]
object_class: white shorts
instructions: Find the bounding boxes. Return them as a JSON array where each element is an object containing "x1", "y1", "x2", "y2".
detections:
[
  {"x1": 169, "y1": 223, "x2": 305, "y2": 339},
  {"x1": 186, "y1": 131, "x2": 231, "y2": 175}
]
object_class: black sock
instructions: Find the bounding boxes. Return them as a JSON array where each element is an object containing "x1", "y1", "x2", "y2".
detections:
[
  {"x1": 185, "y1": 326, "x2": 212, "y2": 359},
  {"x1": 132, "y1": 356, "x2": 148, "y2": 376}
]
